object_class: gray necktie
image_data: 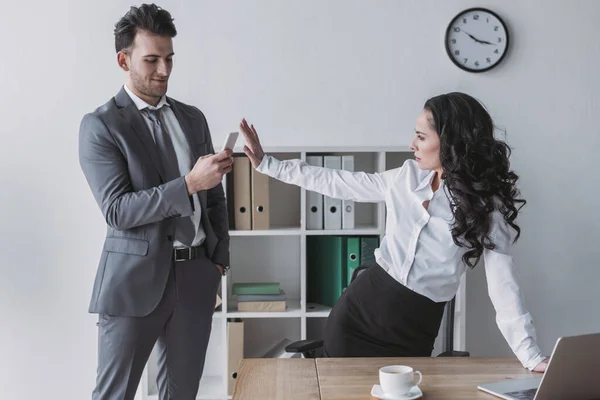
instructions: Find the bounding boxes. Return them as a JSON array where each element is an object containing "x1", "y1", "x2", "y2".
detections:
[{"x1": 143, "y1": 107, "x2": 196, "y2": 246}]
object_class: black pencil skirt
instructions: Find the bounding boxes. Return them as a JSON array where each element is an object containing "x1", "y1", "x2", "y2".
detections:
[{"x1": 323, "y1": 263, "x2": 447, "y2": 357}]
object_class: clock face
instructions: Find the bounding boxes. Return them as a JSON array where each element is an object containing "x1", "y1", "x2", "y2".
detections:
[{"x1": 445, "y1": 8, "x2": 509, "y2": 72}]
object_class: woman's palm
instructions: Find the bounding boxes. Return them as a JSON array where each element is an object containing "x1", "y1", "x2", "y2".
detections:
[{"x1": 239, "y1": 118, "x2": 265, "y2": 169}]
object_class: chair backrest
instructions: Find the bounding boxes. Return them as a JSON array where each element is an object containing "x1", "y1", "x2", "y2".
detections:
[{"x1": 350, "y1": 265, "x2": 371, "y2": 283}]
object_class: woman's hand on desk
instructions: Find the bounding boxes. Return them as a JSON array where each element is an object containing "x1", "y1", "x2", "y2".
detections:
[
  {"x1": 532, "y1": 357, "x2": 549, "y2": 373},
  {"x1": 240, "y1": 118, "x2": 265, "y2": 169}
]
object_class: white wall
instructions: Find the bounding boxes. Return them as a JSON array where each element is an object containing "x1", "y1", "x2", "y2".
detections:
[{"x1": 1, "y1": 1, "x2": 598, "y2": 399}]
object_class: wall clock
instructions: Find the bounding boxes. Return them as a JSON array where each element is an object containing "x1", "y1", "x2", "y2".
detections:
[{"x1": 445, "y1": 8, "x2": 509, "y2": 72}]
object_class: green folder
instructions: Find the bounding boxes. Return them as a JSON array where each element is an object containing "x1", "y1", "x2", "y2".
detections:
[
  {"x1": 232, "y1": 282, "x2": 281, "y2": 295},
  {"x1": 307, "y1": 236, "x2": 344, "y2": 307},
  {"x1": 360, "y1": 236, "x2": 380, "y2": 266},
  {"x1": 345, "y1": 237, "x2": 361, "y2": 287}
]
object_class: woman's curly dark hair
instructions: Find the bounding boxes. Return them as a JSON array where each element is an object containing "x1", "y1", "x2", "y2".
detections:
[{"x1": 424, "y1": 92, "x2": 526, "y2": 268}]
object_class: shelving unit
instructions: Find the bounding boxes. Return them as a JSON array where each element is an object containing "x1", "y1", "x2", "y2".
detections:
[{"x1": 140, "y1": 146, "x2": 466, "y2": 400}]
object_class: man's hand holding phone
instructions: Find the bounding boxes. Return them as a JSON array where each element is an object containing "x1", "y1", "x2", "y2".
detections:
[
  {"x1": 185, "y1": 150, "x2": 233, "y2": 194},
  {"x1": 184, "y1": 132, "x2": 238, "y2": 195}
]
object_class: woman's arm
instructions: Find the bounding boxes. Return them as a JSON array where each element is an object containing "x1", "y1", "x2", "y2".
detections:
[
  {"x1": 240, "y1": 119, "x2": 399, "y2": 203},
  {"x1": 483, "y1": 212, "x2": 547, "y2": 371},
  {"x1": 484, "y1": 249, "x2": 547, "y2": 371},
  {"x1": 257, "y1": 155, "x2": 398, "y2": 202}
]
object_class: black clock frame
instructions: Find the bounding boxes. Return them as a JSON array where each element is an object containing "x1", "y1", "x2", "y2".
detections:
[{"x1": 445, "y1": 7, "x2": 510, "y2": 73}]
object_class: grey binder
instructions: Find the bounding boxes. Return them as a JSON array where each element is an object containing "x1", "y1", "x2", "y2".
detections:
[
  {"x1": 306, "y1": 155, "x2": 324, "y2": 230},
  {"x1": 324, "y1": 156, "x2": 342, "y2": 230},
  {"x1": 341, "y1": 155, "x2": 355, "y2": 229}
]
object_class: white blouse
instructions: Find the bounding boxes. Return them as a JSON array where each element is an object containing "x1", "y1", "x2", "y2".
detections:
[{"x1": 257, "y1": 155, "x2": 545, "y2": 370}]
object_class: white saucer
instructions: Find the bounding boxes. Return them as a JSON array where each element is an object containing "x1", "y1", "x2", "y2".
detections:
[{"x1": 371, "y1": 384, "x2": 423, "y2": 399}]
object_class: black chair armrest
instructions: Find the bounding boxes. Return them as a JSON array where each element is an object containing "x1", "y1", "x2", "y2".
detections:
[
  {"x1": 285, "y1": 339, "x2": 324, "y2": 354},
  {"x1": 437, "y1": 350, "x2": 470, "y2": 357}
]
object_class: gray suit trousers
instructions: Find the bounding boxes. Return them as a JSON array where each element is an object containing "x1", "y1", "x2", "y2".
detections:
[{"x1": 92, "y1": 251, "x2": 221, "y2": 400}]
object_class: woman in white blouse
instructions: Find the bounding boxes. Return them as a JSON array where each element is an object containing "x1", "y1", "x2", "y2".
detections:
[{"x1": 239, "y1": 92, "x2": 548, "y2": 372}]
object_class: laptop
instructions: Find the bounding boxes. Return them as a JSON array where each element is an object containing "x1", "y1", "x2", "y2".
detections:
[{"x1": 477, "y1": 332, "x2": 600, "y2": 400}]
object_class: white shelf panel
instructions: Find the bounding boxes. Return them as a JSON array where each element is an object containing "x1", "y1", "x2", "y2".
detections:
[
  {"x1": 305, "y1": 303, "x2": 331, "y2": 317},
  {"x1": 229, "y1": 227, "x2": 301, "y2": 236},
  {"x1": 304, "y1": 226, "x2": 381, "y2": 236},
  {"x1": 226, "y1": 299, "x2": 302, "y2": 318},
  {"x1": 230, "y1": 227, "x2": 382, "y2": 236}
]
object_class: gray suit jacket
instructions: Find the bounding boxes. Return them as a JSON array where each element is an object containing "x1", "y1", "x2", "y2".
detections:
[{"x1": 79, "y1": 88, "x2": 230, "y2": 317}]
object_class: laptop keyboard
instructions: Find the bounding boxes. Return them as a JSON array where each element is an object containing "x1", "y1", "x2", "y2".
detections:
[{"x1": 505, "y1": 388, "x2": 538, "y2": 400}]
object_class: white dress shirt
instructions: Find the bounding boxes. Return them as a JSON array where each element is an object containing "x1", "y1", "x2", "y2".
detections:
[
  {"x1": 124, "y1": 85, "x2": 206, "y2": 247},
  {"x1": 257, "y1": 155, "x2": 545, "y2": 370}
]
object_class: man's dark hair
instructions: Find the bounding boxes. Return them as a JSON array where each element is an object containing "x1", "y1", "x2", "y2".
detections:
[{"x1": 114, "y1": 3, "x2": 177, "y2": 53}]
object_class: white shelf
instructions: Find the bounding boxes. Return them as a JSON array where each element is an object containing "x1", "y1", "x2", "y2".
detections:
[
  {"x1": 229, "y1": 227, "x2": 301, "y2": 236},
  {"x1": 230, "y1": 226, "x2": 381, "y2": 236},
  {"x1": 223, "y1": 301, "x2": 331, "y2": 318},
  {"x1": 304, "y1": 226, "x2": 381, "y2": 235},
  {"x1": 305, "y1": 303, "x2": 331, "y2": 317}
]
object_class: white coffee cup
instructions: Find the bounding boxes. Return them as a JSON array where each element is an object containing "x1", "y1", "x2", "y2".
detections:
[{"x1": 379, "y1": 365, "x2": 422, "y2": 397}]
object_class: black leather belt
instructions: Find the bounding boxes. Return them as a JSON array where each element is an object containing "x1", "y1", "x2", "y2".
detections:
[{"x1": 173, "y1": 245, "x2": 205, "y2": 262}]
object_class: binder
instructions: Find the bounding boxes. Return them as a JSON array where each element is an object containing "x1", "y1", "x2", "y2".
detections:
[
  {"x1": 306, "y1": 156, "x2": 324, "y2": 230},
  {"x1": 307, "y1": 236, "x2": 344, "y2": 307},
  {"x1": 345, "y1": 237, "x2": 361, "y2": 287},
  {"x1": 360, "y1": 236, "x2": 380, "y2": 266},
  {"x1": 232, "y1": 156, "x2": 252, "y2": 230},
  {"x1": 225, "y1": 166, "x2": 235, "y2": 230},
  {"x1": 251, "y1": 168, "x2": 270, "y2": 230},
  {"x1": 341, "y1": 155, "x2": 355, "y2": 229},
  {"x1": 227, "y1": 319, "x2": 244, "y2": 395},
  {"x1": 323, "y1": 156, "x2": 342, "y2": 230}
]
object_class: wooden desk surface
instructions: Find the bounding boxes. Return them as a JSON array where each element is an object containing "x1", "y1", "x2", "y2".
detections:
[
  {"x1": 233, "y1": 357, "x2": 540, "y2": 399},
  {"x1": 233, "y1": 358, "x2": 320, "y2": 400},
  {"x1": 316, "y1": 357, "x2": 539, "y2": 400}
]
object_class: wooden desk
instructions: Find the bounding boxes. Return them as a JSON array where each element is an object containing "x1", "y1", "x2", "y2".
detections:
[
  {"x1": 233, "y1": 357, "x2": 540, "y2": 399},
  {"x1": 233, "y1": 358, "x2": 320, "y2": 400},
  {"x1": 316, "y1": 358, "x2": 539, "y2": 400}
]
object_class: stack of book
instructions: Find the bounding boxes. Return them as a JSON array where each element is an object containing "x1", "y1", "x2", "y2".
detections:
[{"x1": 232, "y1": 282, "x2": 287, "y2": 312}]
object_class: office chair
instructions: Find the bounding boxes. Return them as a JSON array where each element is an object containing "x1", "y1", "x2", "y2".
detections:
[{"x1": 285, "y1": 265, "x2": 470, "y2": 358}]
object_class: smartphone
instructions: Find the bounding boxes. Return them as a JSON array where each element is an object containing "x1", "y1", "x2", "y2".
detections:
[{"x1": 221, "y1": 131, "x2": 239, "y2": 152}]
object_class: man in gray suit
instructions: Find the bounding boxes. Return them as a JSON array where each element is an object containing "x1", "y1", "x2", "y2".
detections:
[{"x1": 78, "y1": 4, "x2": 233, "y2": 399}]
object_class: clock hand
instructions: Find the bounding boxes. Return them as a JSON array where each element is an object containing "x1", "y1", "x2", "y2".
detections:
[
  {"x1": 463, "y1": 30, "x2": 481, "y2": 43},
  {"x1": 462, "y1": 30, "x2": 497, "y2": 45}
]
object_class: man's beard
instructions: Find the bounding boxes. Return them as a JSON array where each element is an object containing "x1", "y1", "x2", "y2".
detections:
[{"x1": 131, "y1": 70, "x2": 168, "y2": 98}]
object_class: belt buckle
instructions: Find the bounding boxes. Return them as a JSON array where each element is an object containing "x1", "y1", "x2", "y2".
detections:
[{"x1": 175, "y1": 247, "x2": 191, "y2": 262}]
